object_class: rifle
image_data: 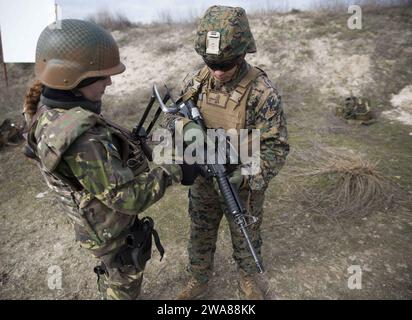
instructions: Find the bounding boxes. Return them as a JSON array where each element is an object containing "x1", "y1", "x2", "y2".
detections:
[
  {"x1": 139, "y1": 84, "x2": 264, "y2": 273},
  {"x1": 127, "y1": 88, "x2": 172, "y2": 162}
]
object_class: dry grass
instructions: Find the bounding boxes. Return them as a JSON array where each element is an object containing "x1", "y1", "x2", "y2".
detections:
[
  {"x1": 291, "y1": 142, "x2": 397, "y2": 217},
  {"x1": 311, "y1": 0, "x2": 412, "y2": 12},
  {"x1": 86, "y1": 10, "x2": 138, "y2": 31},
  {"x1": 155, "y1": 7, "x2": 200, "y2": 25}
]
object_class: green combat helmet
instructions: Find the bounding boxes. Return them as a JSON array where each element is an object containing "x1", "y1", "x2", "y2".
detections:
[
  {"x1": 195, "y1": 6, "x2": 256, "y2": 63},
  {"x1": 35, "y1": 19, "x2": 125, "y2": 90},
  {"x1": 336, "y1": 96, "x2": 375, "y2": 125}
]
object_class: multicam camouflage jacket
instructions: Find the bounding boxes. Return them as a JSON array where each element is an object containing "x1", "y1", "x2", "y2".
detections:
[
  {"x1": 28, "y1": 105, "x2": 181, "y2": 256},
  {"x1": 180, "y1": 61, "x2": 289, "y2": 191}
]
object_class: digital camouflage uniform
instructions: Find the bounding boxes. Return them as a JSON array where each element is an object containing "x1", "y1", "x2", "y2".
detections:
[
  {"x1": 181, "y1": 60, "x2": 289, "y2": 283},
  {"x1": 161, "y1": 7, "x2": 290, "y2": 291},
  {"x1": 27, "y1": 19, "x2": 182, "y2": 300},
  {"x1": 167, "y1": 6, "x2": 290, "y2": 287}
]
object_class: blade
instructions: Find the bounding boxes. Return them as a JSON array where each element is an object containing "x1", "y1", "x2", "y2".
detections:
[{"x1": 153, "y1": 85, "x2": 179, "y2": 114}]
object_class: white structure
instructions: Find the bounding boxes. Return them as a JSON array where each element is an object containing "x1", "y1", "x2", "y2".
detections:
[{"x1": 0, "y1": 0, "x2": 58, "y2": 63}]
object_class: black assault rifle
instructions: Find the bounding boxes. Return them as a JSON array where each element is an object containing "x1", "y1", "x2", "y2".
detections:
[{"x1": 135, "y1": 84, "x2": 264, "y2": 274}]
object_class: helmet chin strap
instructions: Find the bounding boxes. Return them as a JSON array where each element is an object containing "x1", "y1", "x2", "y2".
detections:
[
  {"x1": 232, "y1": 54, "x2": 247, "y2": 79},
  {"x1": 71, "y1": 88, "x2": 83, "y2": 97}
]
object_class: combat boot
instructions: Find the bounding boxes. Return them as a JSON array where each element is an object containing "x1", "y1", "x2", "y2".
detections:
[
  {"x1": 239, "y1": 271, "x2": 264, "y2": 300},
  {"x1": 176, "y1": 277, "x2": 208, "y2": 300}
]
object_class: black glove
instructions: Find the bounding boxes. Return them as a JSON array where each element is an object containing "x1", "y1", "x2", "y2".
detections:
[{"x1": 179, "y1": 162, "x2": 200, "y2": 186}]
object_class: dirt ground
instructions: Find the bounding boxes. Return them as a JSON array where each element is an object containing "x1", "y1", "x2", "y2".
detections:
[{"x1": 0, "y1": 7, "x2": 411, "y2": 300}]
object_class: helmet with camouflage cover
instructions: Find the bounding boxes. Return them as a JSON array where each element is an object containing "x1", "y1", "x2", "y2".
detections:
[
  {"x1": 194, "y1": 6, "x2": 257, "y2": 63},
  {"x1": 35, "y1": 19, "x2": 125, "y2": 90}
]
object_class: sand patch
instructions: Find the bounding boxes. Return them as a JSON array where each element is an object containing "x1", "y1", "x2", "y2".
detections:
[{"x1": 383, "y1": 85, "x2": 412, "y2": 126}]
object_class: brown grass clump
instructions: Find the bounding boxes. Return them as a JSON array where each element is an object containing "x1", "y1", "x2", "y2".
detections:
[
  {"x1": 291, "y1": 143, "x2": 396, "y2": 217},
  {"x1": 86, "y1": 10, "x2": 138, "y2": 31}
]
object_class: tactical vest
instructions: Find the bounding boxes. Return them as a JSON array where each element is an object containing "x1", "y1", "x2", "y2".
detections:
[
  {"x1": 26, "y1": 106, "x2": 149, "y2": 255},
  {"x1": 183, "y1": 65, "x2": 264, "y2": 131}
]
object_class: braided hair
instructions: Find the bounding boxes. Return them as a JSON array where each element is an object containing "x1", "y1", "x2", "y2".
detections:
[{"x1": 22, "y1": 80, "x2": 43, "y2": 124}]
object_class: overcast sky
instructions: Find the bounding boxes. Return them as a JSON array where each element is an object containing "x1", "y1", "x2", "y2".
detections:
[{"x1": 56, "y1": 0, "x2": 346, "y2": 23}]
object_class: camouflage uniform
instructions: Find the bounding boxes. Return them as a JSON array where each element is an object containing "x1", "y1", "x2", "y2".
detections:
[
  {"x1": 26, "y1": 19, "x2": 182, "y2": 300},
  {"x1": 169, "y1": 6, "x2": 290, "y2": 288},
  {"x1": 27, "y1": 103, "x2": 181, "y2": 299},
  {"x1": 160, "y1": 7, "x2": 290, "y2": 295},
  {"x1": 181, "y1": 60, "x2": 289, "y2": 283}
]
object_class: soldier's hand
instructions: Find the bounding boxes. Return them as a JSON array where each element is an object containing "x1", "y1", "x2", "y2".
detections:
[
  {"x1": 212, "y1": 168, "x2": 247, "y2": 196},
  {"x1": 183, "y1": 121, "x2": 205, "y2": 149},
  {"x1": 228, "y1": 168, "x2": 247, "y2": 191}
]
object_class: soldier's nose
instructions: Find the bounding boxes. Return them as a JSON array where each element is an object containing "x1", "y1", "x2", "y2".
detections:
[{"x1": 214, "y1": 70, "x2": 225, "y2": 77}]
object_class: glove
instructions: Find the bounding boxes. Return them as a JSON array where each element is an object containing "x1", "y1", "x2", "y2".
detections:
[
  {"x1": 228, "y1": 169, "x2": 246, "y2": 191},
  {"x1": 182, "y1": 121, "x2": 205, "y2": 149},
  {"x1": 179, "y1": 162, "x2": 200, "y2": 186},
  {"x1": 212, "y1": 168, "x2": 247, "y2": 195}
]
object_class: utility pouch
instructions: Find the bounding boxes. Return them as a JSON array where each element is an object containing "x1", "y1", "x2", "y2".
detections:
[{"x1": 115, "y1": 217, "x2": 164, "y2": 271}]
